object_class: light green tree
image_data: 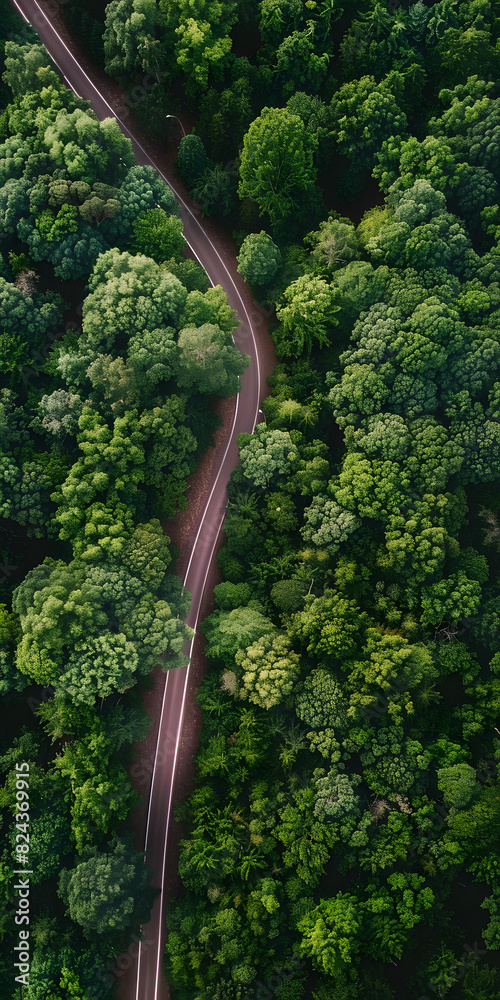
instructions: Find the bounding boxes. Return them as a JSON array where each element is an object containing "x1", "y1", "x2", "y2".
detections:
[
  {"x1": 202, "y1": 605, "x2": 275, "y2": 664},
  {"x1": 234, "y1": 632, "x2": 301, "y2": 709},
  {"x1": 3, "y1": 41, "x2": 60, "y2": 96},
  {"x1": 55, "y1": 631, "x2": 139, "y2": 705},
  {"x1": 314, "y1": 769, "x2": 362, "y2": 823},
  {"x1": 236, "y1": 231, "x2": 282, "y2": 286},
  {"x1": 275, "y1": 274, "x2": 340, "y2": 357},
  {"x1": 301, "y1": 496, "x2": 359, "y2": 554},
  {"x1": 175, "y1": 323, "x2": 250, "y2": 395},
  {"x1": 238, "y1": 424, "x2": 300, "y2": 487},
  {"x1": 131, "y1": 208, "x2": 186, "y2": 263},
  {"x1": 298, "y1": 893, "x2": 363, "y2": 972},
  {"x1": 419, "y1": 571, "x2": 482, "y2": 627},
  {"x1": 82, "y1": 249, "x2": 187, "y2": 351},
  {"x1": 179, "y1": 284, "x2": 239, "y2": 336},
  {"x1": 437, "y1": 762, "x2": 478, "y2": 810},
  {"x1": 238, "y1": 107, "x2": 318, "y2": 224}
]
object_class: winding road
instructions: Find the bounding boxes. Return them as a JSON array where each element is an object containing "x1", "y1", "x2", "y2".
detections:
[{"x1": 9, "y1": 2, "x2": 271, "y2": 997}]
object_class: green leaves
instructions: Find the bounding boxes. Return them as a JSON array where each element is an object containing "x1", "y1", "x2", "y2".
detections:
[
  {"x1": 237, "y1": 231, "x2": 282, "y2": 287},
  {"x1": 58, "y1": 837, "x2": 157, "y2": 935},
  {"x1": 13, "y1": 553, "x2": 191, "y2": 696},
  {"x1": 130, "y1": 207, "x2": 186, "y2": 263},
  {"x1": 298, "y1": 893, "x2": 362, "y2": 971},
  {"x1": 275, "y1": 274, "x2": 340, "y2": 357},
  {"x1": 56, "y1": 632, "x2": 139, "y2": 705},
  {"x1": 104, "y1": 0, "x2": 159, "y2": 86},
  {"x1": 234, "y1": 632, "x2": 301, "y2": 709},
  {"x1": 82, "y1": 249, "x2": 188, "y2": 352},
  {"x1": 175, "y1": 323, "x2": 250, "y2": 396},
  {"x1": 238, "y1": 424, "x2": 300, "y2": 488},
  {"x1": 238, "y1": 107, "x2": 318, "y2": 224},
  {"x1": 330, "y1": 76, "x2": 408, "y2": 173},
  {"x1": 437, "y1": 762, "x2": 478, "y2": 810}
]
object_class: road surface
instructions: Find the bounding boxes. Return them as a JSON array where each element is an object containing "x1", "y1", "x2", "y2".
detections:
[{"x1": 9, "y1": 2, "x2": 268, "y2": 997}]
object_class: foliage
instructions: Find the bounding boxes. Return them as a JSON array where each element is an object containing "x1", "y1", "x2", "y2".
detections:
[
  {"x1": 58, "y1": 836, "x2": 157, "y2": 936},
  {"x1": 237, "y1": 231, "x2": 282, "y2": 287},
  {"x1": 130, "y1": 207, "x2": 186, "y2": 263},
  {"x1": 175, "y1": 323, "x2": 250, "y2": 396},
  {"x1": 238, "y1": 107, "x2": 318, "y2": 224}
]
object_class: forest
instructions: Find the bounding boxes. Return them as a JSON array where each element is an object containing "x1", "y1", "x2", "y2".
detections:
[
  {"x1": 0, "y1": 0, "x2": 248, "y2": 996},
  {"x1": 2, "y1": 0, "x2": 500, "y2": 998}
]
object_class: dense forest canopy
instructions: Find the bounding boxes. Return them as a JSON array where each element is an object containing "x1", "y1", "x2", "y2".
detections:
[
  {"x1": 61, "y1": 0, "x2": 500, "y2": 998},
  {"x1": 0, "y1": 0, "x2": 249, "y2": 996},
  {"x1": 2, "y1": 0, "x2": 500, "y2": 998}
]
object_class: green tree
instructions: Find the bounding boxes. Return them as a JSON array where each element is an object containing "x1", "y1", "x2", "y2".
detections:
[
  {"x1": 347, "y1": 630, "x2": 434, "y2": 725},
  {"x1": 69, "y1": 501, "x2": 134, "y2": 564},
  {"x1": 55, "y1": 631, "x2": 139, "y2": 705},
  {"x1": 234, "y1": 632, "x2": 301, "y2": 709},
  {"x1": 236, "y1": 231, "x2": 282, "y2": 287},
  {"x1": 436, "y1": 762, "x2": 478, "y2": 810},
  {"x1": 121, "y1": 519, "x2": 171, "y2": 588},
  {"x1": 43, "y1": 109, "x2": 134, "y2": 185},
  {"x1": 3, "y1": 41, "x2": 60, "y2": 96},
  {"x1": 127, "y1": 325, "x2": 177, "y2": 393},
  {"x1": 110, "y1": 164, "x2": 180, "y2": 239},
  {"x1": 176, "y1": 133, "x2": 211, "y2": 186},
  {"x1": 301, "y1": 496, "x2": 359, "y2": 554},
  {"x1": 202, "y1": 605, "x2": 275, "y2": 664},
  {"x1": 330, "y1": 76, "x2": 408, "y2": 173},
  {"x1": 419, "y1": 571, "x2": 482, "y2": 627},
  {"x1": 238, "y1": 424, "x2": 300, "y2": 487},
  {"x1": 275, "y1": 275, "x2": 340, "y2": 357},
  {"x1": 37, "y1": 391, "x2": 85, "y2": 441},
  {"x1": 192, "y1": 162, "x2": 236, "y2": 217},
  {"x1": 122, "y1": 593, "x2": 192, "y2": 671},
  {"x1": 179, "y1": 285, "x2": 239, "y2": 336},
  {"x1": 82, "y1": 249, "x2": 187, "y2": 352},
  {"x1": 58, "y1": 837, "x2": 157, "y2": 935},
  {"x1": 130, "y1": 208, "x2": 186, "y2": 263},
  {"x1": 298, "y1": 893, "x2": 363, "y2": 972},
  {"x1": 314, "y1": 769, "x2": 362, "y2": 823},
  {"x1": 104, "y1": 0, "x2": 158, "y2": 85},
  {"x1": 290, "y1": 590, "x2": 367, "y2": 662},
  {"x1": 306, "y1": 217, "x2": 360, "y2": 273},
  {"x1": 275, "y1": 31, "x2": 329, "y2": 99},
  {"x1": 175, "y1": 323, "x2": 250, "y2": 395},
  {"x1": 259, "y1": 0, "x2": 304, "y2": 45},
  {"x1": 171, "y1": 0, "x2": 237, "y2": 96},
  {"x1": 238, "y1": 108, "x2": 318, "y2": 224}
]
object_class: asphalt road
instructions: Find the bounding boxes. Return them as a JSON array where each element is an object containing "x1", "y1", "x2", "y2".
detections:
[{"x1": 9, "y1": 2, "x2": 266, "y2": 997}]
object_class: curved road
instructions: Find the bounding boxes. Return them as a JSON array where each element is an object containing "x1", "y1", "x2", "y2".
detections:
[{"x1": 9, "y1": 2, "x2": 267, "y2": 997}]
